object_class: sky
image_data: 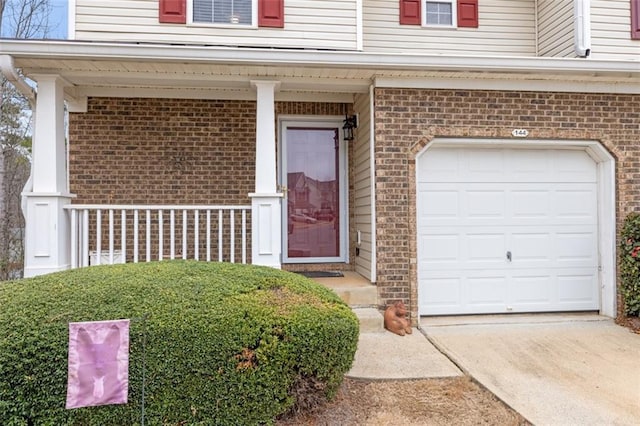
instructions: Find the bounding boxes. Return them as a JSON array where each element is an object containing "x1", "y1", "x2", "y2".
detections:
[
  {"x1": 0, "y1": 0, "x2": 67, "y2": 39},
  {"x1": 48, "y1": 0, "x2": 68, "y2": 39}
]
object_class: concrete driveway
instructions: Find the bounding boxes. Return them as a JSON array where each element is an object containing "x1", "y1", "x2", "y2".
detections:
[{"x1": 422, "y1": 314, "x2": 640, "y2": 426}]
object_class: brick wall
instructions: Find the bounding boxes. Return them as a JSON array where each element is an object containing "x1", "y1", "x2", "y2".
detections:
[
  {"x1": 374, "y1": 89, "x2": 640, "y2": 320},
  {"x1": 69, "y1": 98, "x2": 353, "y2": 266}
]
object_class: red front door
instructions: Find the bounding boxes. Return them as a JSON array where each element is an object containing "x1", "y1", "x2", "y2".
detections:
[{"x1": 282, "y1": 123, "x2": 344, "y2": 262}]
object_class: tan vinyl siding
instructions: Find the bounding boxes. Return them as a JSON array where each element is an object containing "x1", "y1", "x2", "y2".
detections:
[
  {"x1": 590, "y1": 0, "x2": 640, "y2": 60},
  {"x1": 73, "y1": 0, "x2": 357, "y2": 50},
  {"x1": 353, "y1": 93, "x2": 373, "y2": 281},
  {"x1": 537, "y1": 0, "x2": 575, "y2": 57},
  {"x1": 363, "y1": 0, "x2": 536, "y2": 56}
]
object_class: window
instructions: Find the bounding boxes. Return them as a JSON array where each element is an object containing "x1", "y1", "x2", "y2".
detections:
[
  {"x1": 193, "y1": 0, "x2": 253, "y2": 25},
  {"x1": 399, "y1": 0, "x2": 478, "y2": 28},
  {"x1": 424, "y1": 1, "x2": 455, "y2": 26},
  {"x1": 159, "y1": 0, "x2": 284, "y2": 28}
]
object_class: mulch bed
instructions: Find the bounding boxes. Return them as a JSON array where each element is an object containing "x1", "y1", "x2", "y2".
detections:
[
  {"x1": 278, "y1": 377, "x2": 530, "y2": 426},
  {"x1": 617, "y1": 315, "x2": 640, "y2": 334}
]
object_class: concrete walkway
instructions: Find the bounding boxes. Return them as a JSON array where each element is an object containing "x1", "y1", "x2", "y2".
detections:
[
  {"x1": 347, "y1": 330, "x2": 462, "y2": 380},
  {"x1": 422, "y1": 314, "x2": 640, "y2": 426}
]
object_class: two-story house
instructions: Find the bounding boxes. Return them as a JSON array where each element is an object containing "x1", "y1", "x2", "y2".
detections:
[{"x1": 0, "y1": 0, "x2": 638, "y2": 323}]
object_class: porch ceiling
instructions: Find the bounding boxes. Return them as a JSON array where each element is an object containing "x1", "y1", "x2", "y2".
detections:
[{"x1": 2, "y1": 40, "x2": 639, "y2": 101}]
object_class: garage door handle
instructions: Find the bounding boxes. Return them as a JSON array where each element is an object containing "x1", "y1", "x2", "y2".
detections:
[{"x1": 506, "y1": 251, "x2": 512, "y2": 262}]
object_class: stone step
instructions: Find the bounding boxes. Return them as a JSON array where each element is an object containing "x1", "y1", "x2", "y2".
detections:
[
  {"x1": 353, "y1": 307, "x2": 384, "y2": 333},
  {"x1": 332, "y1": 285, "x2": 378, "y2": 307},
  {"x1": 311, "y1": 271, "x2": 378, "y2": 307}
]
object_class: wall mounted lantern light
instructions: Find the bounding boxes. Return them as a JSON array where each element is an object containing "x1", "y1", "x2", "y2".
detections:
[{"x1": 342, "y1": 114, "x2": 358, "y2": 141}]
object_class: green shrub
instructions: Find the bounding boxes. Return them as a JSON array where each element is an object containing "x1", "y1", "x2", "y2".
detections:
[
  {"x1": 620, "y1": 213, "x2": 640, "y2": 316},
  {"x1": 0, "y1": 261, "x2": 359, "y2": 425}
]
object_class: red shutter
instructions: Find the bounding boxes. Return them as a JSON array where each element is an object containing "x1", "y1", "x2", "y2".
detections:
[
  {"x1": 259, "y1": 0, "x2": 284, "y2": 28},
  {"x1": 458, "y1": 0, "x2": 478, "y2": 28},
  {"x1": 400, "y1": 0, "x2": 421, "y2": 25},
  {"x1": 159, "y1": 0, "x2": 186, "y2": 24},
  {"x1": 632, "y1": 0, "x2": 640, "y2": 39}
]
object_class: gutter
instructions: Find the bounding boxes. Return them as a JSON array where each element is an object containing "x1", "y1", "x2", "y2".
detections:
[
  {"x1": 0, "y1": 39, "x2": 637, "y2": 77},
  {"x1": 0, "y1": 55, "x2": 36, "y2": 107}
]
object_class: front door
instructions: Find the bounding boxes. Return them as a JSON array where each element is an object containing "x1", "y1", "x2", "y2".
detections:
[{"x1": 281, "y1": 119, "x2": 347, "y2": 263}]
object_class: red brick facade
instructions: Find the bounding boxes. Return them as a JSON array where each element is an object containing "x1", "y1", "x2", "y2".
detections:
[
  {"x1": 374, "y1": 89, "x2": 640, "y2": 320},
  {"x1": 68, "y1": 91, "x2": 640, "y2": 320},
  {"x1": 68, "y1": 98, "x2": 355, "y2": 267}
]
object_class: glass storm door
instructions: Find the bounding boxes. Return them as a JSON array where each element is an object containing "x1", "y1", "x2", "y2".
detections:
[{"x1": 281, "y1": 122, "x2": 346, "y2": 263}]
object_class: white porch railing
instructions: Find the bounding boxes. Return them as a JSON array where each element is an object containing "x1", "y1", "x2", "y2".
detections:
[{"x1": 64, "y1": 204, "x2": 251, "y2": 268}]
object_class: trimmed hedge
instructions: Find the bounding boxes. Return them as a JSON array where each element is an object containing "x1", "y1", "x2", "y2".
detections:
[
  {"x1": 620, "y1": 213, "x2": 640, "y2": 316},
  {"x1": 0, "y1": 261, "x2": 359, "y2": 425}
]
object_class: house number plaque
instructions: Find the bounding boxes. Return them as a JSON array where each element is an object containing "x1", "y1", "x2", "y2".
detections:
[{"x1": 511, "y1": 129, "x2": 529, "y2": 137}]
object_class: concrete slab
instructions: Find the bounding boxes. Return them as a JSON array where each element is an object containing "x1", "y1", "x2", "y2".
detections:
[
  {"x1": 353, "y1": 307, "x2": 384, "y2": 333},
  {"x1": 347, "y1": 331, "x2": 463, "y2": 380},
  {"x1": 312, "y1": 271, "x2": 378, "y2": 307},
  {"x1": 423, "y1": 317, "x2": 640, "y2": 426}
]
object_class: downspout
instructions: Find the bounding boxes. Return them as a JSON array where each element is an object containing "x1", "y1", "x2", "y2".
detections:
[
  {"x1": 574, "y1": 0, "x2": 592, "y2": 57},
  {"x1": 0, "y1": 55, "x2": 37, "y2": 215},
  {"x1": 0, "y1": 55, "x2": 36, "y2": 107},
  {"x1": 369, "y1": 84, "x2": 376, "y2": 283}
]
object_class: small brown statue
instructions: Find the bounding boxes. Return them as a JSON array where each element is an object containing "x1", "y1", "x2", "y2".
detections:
[{"x1": 383, "y1": 301, "x2": 412, "y2": 336}]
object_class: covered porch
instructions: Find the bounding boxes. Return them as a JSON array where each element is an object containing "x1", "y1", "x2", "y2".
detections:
[{"x1": 0, "y1": 43, "x2": 375, "y2": 279}]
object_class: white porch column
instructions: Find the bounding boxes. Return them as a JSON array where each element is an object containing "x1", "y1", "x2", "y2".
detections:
[
  {"x1": 23, "y1": 74, "x2": 74, "y2": 277},
  {"x1": 249, "y1": 80, "x2": 282, "y2": 268}
]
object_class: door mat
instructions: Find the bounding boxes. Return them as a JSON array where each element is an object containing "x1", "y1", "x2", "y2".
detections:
[{"x1": 297, "y1": 271, "x2": 344, "y2": 278}]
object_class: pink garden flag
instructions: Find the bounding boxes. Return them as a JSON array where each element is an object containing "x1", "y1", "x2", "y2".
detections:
[{"x1": 66, "y1": 319, "x2": 130, "y2": 409}]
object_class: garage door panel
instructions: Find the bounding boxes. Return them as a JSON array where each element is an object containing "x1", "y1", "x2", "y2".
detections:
[
  {"x1": 418, "y1": 187, "x2": 459, "y2": 218},
  {"x1": 467, "y1": 233, "x2": 506, "y2": 263},
  {"x1": 421, "y1": 183, "x2": 596, "y2": 227},
  {"x1": 553, "y1": 150, "x2": 598, "y2": 182},
  {"x1": 467, "y1": 190, "x2": 506, "y2": 218},
  {"x1": 419, "y1": 149, "x2": 462, "y2": 182},
  {"x1": 466, "y1": 150, "x2": 506, "y2": 181},
  {"x1": 556, "y1": 232, "x2": 598, "y2": 264},
  {"x1": 467, "y1": 276, "x2": 507, "y2": 305},
  {"x1": 420, "y1": 269, "x2": 598, "y2": 314},
  {"x1": 419, "y1": 148, "x2": 597, "y2": 183},
  {"x1": 419, "y1": 234, "x2": 459, "y2": 263},
  {"x1": 555, "y1": 189, "x2": 598, "y2": 219},
  {"x1": 557, "y1": 273, "x2": 598, "y2": 304},
  {"x1": 507, "y1": 271, "x2": 555, "y2": 312},
  {"x1": 419, "y1": 277, "x2": 461, "y2": 307},
  {"x1": 510, "y1": 233, "x2": 552, "y2": 262},
  {"x1": 418, "y1": 147, "x2": 599, "y2": 316},
  {"x1": 511, "y1": 190, "x2": 550, "y2": 218},
  {"x1": 506, "y1": 150, "x2": 551, "y2": 181}
]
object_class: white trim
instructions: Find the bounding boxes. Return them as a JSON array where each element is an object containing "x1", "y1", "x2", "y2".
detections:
[
  {"x1": 187, "y1": 0, "x2": 258, "y2": 29},
  {"x1": 422, "y1": 0, "x2": 457, "y2": 28},
  {"x1": 375, "y1": 77, "x2": 640, "y2": 95},
  {"x1": 369, "y1": 84, "x2": 377, "y2": 283},
  {"x1": 1, "y1": 40, "x2": 637, "y2": 76},
  {"x1": 415, "y1": 138, "x2": 616, "y2": 318},
  {"x1": 279, "y1": 116, "x2": 349, "y2": 264},
  {"x1": 70, "y1": 87, "x2": 359, "y2": 102},
  {"x1": 67, "y1": 0, "x2": 76, "y2": 40}
]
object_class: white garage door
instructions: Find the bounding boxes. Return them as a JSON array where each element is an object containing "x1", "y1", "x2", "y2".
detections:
[{"x1": 418, "y1": 147, "x2": 599, "y2": 316}]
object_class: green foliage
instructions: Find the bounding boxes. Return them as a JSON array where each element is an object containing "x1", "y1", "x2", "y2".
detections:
[
  {"x1": 620, "y1": 213, "x2": 640, "y2": 316},
  {"x1": 0, "y1": 261, "x2": 359, "y2": 425}
]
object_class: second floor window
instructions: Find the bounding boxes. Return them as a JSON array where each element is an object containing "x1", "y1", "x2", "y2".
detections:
[
  {"x1": 193, "y1": 0, "x2": 252, "y2": 25},
  {"x1": 424, "y1": 1, "x2": 456, "y2": 26}
]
